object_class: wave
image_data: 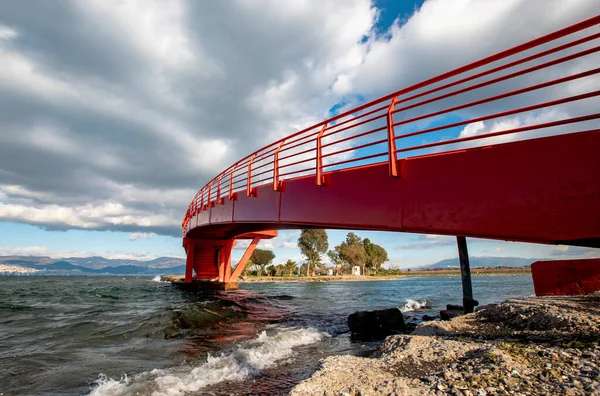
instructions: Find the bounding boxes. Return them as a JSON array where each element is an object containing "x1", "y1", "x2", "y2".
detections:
[
  {"x1": 151, "y1": 276, "x2": 166, "y2": 283},
  {"x1": 89, "y1": 327, "x2": 326, "y2": 396},
  {"x1": 400, "y1": 299, "x2": 429, "y2": 312}
]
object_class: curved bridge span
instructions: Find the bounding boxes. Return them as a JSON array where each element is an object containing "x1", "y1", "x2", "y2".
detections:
[{"x1": 180, "y1": 15, "x2": 600, "y2": 287}]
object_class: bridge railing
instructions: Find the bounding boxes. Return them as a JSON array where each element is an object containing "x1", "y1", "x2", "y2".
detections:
[{"x1": 183, "y1": 15, "x2": 600, "y2": 235}]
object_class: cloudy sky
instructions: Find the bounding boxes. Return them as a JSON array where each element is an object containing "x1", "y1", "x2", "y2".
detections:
[{"x1": 0, "y1": 0, "x2": 598, "y2": 267}]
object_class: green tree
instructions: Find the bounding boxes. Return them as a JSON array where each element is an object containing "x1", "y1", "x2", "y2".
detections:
[
  {"x1": 266, "y1": 264, "x2": 275, "y2": 276},
  {"x1": 336, "y1": 232, "x2": 367, "y2": 275},
  {"x1": 250, "y1": 248, "x2": 275, "y2": 277},
  {"x1": 298, "y1": 229, "x2": 329, "y2": 276},
  {"x1": 284, "y1": 259, "x2": 297, "y2": 276},
  {"x1": 327, "y1": 250, "x2": 343, "y2": 275},
  {"x1": 363, "y1": 238, "x2": 389, "y2": 274}
]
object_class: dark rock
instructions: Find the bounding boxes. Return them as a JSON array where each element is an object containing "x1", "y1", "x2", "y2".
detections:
[
  {"x1": 440, "y1": 309, "x2": 464, "y2": 321},
  {"x1": 446, "y1": 304, "x2": 464, "y2": 311},
  {"x1": 348, "y1": 308, "x2": 406, "y2": 337},
  {"x1": 422, "y1": 314, "x2": 437, "y2": 321}
]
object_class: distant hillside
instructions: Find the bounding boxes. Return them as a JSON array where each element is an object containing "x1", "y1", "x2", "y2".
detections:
[
  {"x1": 421, "y1": 256, "x2": 543, "y2": 269},
  {"x1": 0, "y1": 255, "x2": 186, "y2": 275}
]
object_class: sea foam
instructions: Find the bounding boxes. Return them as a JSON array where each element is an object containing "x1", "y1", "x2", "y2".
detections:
[
  {"x1": 400, "y1": 299, "x2": 429, "y2": 312},
  {"x1": 89, "y1": 327, "x2": 326, "y2": 396}
]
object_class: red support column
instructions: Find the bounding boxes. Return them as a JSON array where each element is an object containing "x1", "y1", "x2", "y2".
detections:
[
  {"x1": 184, "y1": 240, "x2": 195, "y2": 283},
  {"x1": 230, "y1": 237, "x2": 260, "y2": 281},
  {"x1": 217, "y1": 246, "x2": 225, "y2": 282},
  {"x1": 224, "y1": 240, "x2": 234, "y2": 282}
]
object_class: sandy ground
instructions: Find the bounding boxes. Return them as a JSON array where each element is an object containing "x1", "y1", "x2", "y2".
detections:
[{"x1": 290, "y1": 294, "x2": 600, "y2": 396}]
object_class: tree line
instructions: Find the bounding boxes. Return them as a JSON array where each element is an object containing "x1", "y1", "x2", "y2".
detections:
[{"x1": 244, "y1": 229, "x2": 388, "y2": 277}]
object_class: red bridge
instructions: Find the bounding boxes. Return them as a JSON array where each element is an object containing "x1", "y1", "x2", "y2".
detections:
[{"x1": 180, "y1": 15, "x2": 600, "y2": 293}]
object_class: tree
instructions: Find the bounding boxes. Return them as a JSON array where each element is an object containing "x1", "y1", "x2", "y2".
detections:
[
  {"x1": 284, "y1": 259, "x2": 297, "y2": 276},
  {"x1": 298, "y1": 229, "x2": 328, "y2": 276},
  {"x1": 250, "y1": 249, "x2": 275, "y2": 277},
  {"x1": 327, "y1": 250, "x2": 343, "y2": 275},
  {"x1": 363, "y1": 238, "x2": 389, "y2": 274},
  {"x1": 336, "y1": 232, "x2": 367, "y2": 275}
]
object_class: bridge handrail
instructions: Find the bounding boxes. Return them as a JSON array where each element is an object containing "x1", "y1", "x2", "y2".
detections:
[{"x1": 183, "y1": 15, "x2": 600, "y2": 234}]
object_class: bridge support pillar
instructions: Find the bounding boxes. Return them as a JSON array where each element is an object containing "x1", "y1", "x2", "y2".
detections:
[
  {"x1": 457, "y1": 236, "x2": 477, "y2": 313},
  {"x1": 179, "y1": 231, "x2": 276, "y2": 290},
  {"x1": 182, "y1": 237, "x2": 238, "y2": 289},
  {"x1": 184, "y1": 238, "x2": 195, "y2": 283}
]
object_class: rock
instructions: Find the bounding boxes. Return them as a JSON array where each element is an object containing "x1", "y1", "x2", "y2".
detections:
[
  {"x1": 422, "y1": 314, "x2": 436, "y2": 321},
  {"x1": 440, "y1": 309, "x2": 464, "y2": 321},
  {"x1": 447, "y1": 304, "x2": 464, "y2": 311},
  {"x1": 348, "y1": 308, "x2": 406, "y2": 337}
]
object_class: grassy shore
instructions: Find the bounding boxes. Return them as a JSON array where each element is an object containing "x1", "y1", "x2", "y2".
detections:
[
  {"x1": 241, "y1": 267, "x2": 531, "y2": 282},
  {"x1": 161, "y1": 267, "x2": 531, "y2": 284}
]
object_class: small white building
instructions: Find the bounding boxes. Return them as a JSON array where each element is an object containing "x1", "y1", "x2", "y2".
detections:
[
  {"x1": 352, "y1": 266, "x2": 361, "y2": 276},
  {"x1": 327, "y1": 269, "x2": 334, "y2": 276}
]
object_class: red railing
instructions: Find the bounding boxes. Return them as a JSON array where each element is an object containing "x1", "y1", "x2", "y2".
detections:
[{"x1": 183, "y1": 15, "x2": 600, "y2": 235}]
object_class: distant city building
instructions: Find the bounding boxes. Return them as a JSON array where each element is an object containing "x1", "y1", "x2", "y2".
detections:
[{"x1": 352, "y1": 266, "x2": 361, "y2": 276}]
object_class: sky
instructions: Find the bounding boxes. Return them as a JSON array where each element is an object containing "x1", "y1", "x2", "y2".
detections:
[{"x1": 0, "y1": 0, "x2": 598, "y2": 267}]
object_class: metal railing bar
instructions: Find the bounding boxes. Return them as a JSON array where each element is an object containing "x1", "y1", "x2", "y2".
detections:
[
  {"x1": 392, "y1": 32, "x2": 600, "y2": 111},
  {"x1": 278, "y1": 132, "x2": 320, "y2": 154},
  {"x1": 395, "y1": 113, "x2": 600, "y2": 155},
  {"x1": 322, "y1": 126, "x2": 387, "y2": 149},
  {"x1": 279, "y1": 167, "x2": 317, "y2": 178},
  {"x1": 279, "y1": 146, "x2": 315, "y2": 161},
  {"x1": 321, "y1": 111, "x2": 387, "y2": 139},
  {"x1": 278, "y1": 156, "x2": 317, "y2": 169},
  {"x1": 322, "y1": 152, "x2": 388, "y2": 169},
  {"x1": 392, "y1": 67, "x2": 600, "y2": 132},
  {"x1": 321, "y1": 138, "x2": 388, "y2": 159},
  {"x1": 323, "y1": 104, "x2": 389, "y2": 133},
  {"x1": 392, "y1": 44, "x2": 600, "y2": 117},
  {"x1": 253, "y1": 167, "x2": 275, "y2": 179},
  {"x1": 251, "y1": 159, "x2": 275, "y2": 173},
  {"x1": 394, "y1": 89, "x2": 600, "y2": 143}
]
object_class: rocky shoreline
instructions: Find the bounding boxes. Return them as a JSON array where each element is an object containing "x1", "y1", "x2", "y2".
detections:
[{"x1": 290, "y1": 294, "x2": 600, "y2": 395}]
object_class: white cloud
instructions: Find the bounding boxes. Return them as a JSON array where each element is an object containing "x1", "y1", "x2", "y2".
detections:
[
  {"x1": 549, "y1": 245, "x2": 597, "y2": 257},
  {"x1": 0, "y1": 24, "x2": 17, "y2": 40},
  {"x1": 128, "y1": 232, "x2": 155, "y2": 241},
  {"x1": 0, "y1": 201, "x2": 176, "y2": 230},
  {"x1": 0, "y1": 0, "x2": 597, "y2": 240},
  {"x1": 400, "y1": 234, "x2": 456, "y2": 249}
]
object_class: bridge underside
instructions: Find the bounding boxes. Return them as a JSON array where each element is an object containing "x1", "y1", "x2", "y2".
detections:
[{"x1": 183, "y1": 131, "x2": 600, "y2": 284}]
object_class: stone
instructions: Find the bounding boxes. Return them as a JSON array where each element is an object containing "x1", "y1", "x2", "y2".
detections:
[
  {"x1": 347, "y1": 308, "x2": 406, "y2": 337},
  {"x1": 440, "y1": 309, "x2": 464, "y2": 321}
]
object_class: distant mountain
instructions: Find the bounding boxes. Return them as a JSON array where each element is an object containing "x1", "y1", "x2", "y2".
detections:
[
  {"x1": 0, "y1": 255, "x2": 186, "y2": 275},
  {"x1": 421, "y1": 256, "x2": 543, "y2": 269},
  {"x1": 59, "y1": 256, "x2": 186, "y2": 270}
]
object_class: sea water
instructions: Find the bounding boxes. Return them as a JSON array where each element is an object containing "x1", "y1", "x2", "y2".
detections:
[{"x1": 0, "y1": 275, "x2": 533, "y2": 395}]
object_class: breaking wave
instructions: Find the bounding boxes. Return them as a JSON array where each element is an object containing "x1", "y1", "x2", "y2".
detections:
[
  {"x1": 400, "y1": 299, "x2": 429, "y2": 312},
  {"x1": 151, "y1": 276, "x2": 166, "y2": 283},
  {"x1": 89, "y1": 327, "x2": 326, "y2": 396}
]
